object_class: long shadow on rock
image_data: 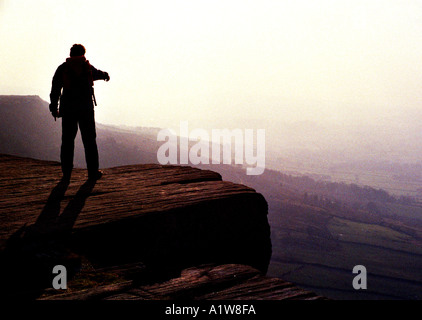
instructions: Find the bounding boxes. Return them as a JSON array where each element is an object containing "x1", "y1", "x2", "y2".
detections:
[{"x1": 0, "y1": 178, "x2": 97, "y2": 299}]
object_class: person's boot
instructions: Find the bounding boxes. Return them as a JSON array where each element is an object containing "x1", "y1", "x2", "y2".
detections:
[
  {"x1": 88, "y1": 170, "x2": 103, "y2": 180},
  {"x1": 62, "y1": 169, "x2": 72, "y2": 183}
]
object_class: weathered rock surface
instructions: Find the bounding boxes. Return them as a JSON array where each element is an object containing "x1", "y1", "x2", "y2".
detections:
[
  {"x1": 40, "y1": 263, "x2": 324, "y2": 300},
  {"x1": 0, "y1": 154, "x2": 323, "y2": 300}
]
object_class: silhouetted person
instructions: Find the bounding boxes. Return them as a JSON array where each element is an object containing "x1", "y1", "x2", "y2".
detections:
[{"x1": 49, "y1": 44, "x2": 110, "y2": 181}]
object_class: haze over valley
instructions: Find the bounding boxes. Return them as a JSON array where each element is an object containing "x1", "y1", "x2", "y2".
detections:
[
  {"x1": 2, "y1": 0, "x2": 422, "y2": 300},
  {"x1": 1, "y1": 95, "x2": 422, "y2": 299}
]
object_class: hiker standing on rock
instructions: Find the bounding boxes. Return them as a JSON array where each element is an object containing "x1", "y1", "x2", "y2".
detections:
[{"x1": 49, "y1": 44, "x2": 110, "y2": 182}]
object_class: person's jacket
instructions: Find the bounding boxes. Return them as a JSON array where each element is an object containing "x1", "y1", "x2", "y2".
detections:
[{"x1": 50, "y1": 56, "x2": 108, "y2": 116}]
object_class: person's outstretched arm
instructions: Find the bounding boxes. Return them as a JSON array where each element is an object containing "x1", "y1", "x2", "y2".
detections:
[{"x1": 91, "y1": 65, "x2": 110, "y2": 82}]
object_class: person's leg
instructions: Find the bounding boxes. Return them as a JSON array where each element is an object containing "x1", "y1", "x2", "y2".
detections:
[
  {"x1": 79, "y1": 109, "x2": 100, "y2": 178},
  {"x1": 61, "y1": 115, "x2": 78, "y2": 180}
]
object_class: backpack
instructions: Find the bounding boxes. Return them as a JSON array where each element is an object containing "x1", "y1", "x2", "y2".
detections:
[{"x1": 62, "y1": 57, "x2": 96, "y2": 106}]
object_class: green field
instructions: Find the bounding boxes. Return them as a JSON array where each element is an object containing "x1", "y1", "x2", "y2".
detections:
[{"x1": 267, "y1": 199, "x2": 422, "y2": 300}]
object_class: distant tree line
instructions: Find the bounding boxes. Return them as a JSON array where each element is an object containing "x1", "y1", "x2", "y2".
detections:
[{"x1": 272, "y1": 171, "x2": 416, "y2": 206}]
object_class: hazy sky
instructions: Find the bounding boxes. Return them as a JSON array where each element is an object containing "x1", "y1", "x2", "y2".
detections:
[{"x1": 1, "y1": 0, "x2": 422, "y2": 129}]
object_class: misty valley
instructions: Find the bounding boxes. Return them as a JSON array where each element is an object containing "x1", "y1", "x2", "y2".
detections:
[{"x1": 1, "y1": 95, "x2": 421, "y2": 299}]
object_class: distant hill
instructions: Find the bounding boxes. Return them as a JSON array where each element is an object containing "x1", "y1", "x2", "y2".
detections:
[{"x1": 0, "y1": 95, "x2": 160, "y2": 168}]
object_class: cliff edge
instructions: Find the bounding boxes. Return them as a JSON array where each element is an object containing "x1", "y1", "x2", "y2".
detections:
[{"x1": 0, "y1": 154, "x2": 323, "y2": 300}]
